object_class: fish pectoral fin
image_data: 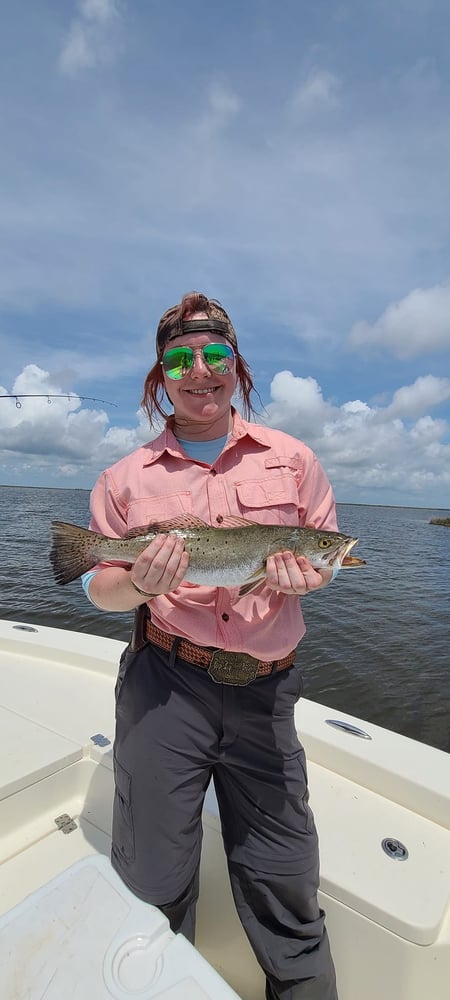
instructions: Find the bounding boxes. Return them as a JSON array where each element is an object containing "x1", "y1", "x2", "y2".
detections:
[
  {"x1": 124, "y1": 514, "x2": 209, "y2": 538},
  {"x1": 238, "y1": 564, "x2": 266, "y2": 597},
  {"x1": 238, "y1": 577, "x2": 265, "y2": 597}
]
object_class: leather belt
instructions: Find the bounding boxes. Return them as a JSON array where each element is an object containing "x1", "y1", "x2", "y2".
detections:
[{"x1": 144, "y1": 617, "x2": 296, "y2": 686}]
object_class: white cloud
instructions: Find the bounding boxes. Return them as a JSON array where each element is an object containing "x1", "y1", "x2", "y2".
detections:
[
  {"x1": 410, "y1": 415, "x2": 447, "y2": 442},
  {"x1": 290, "y1": 69, "x2": 341, "y2": 116},
  {"x1": 263, "y1": 370, "x2": 450, "y2": 503},
  {"x1": 349, "y1": 284, "x2": 450, "y2": 358},
  {"x1": 0, "y1": 365, "x2": 152, "y2": 481},
  {"x1": 59, "y1": 0, "x2": 122, "y2": 76},
  {"x1": 264, "y1": 372, "x2": 334, "y2": 438},
  {"x1": 386, "y1": 375, "x2": 450, "y2": 419}
]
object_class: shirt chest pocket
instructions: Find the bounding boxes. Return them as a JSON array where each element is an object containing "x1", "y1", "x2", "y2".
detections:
[
  {"x1": 126, "y1": 491, "x2": 193, "y2": 530},
  {"x1": 234, "y1": 474, "x2": 299, "y2": 526}
]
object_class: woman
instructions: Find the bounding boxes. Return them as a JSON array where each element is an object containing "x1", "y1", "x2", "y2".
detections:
[{"x1": 84, "y1": 291, "x2": 339, "y2": 1000}]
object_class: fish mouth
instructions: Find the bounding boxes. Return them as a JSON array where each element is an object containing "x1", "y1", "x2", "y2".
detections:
[
  {"x1": 342, "y1": 554, "x2": 366, "y2": 567},
  {"x1": 333, "y1": 537, "x2": 366, "y2": 569}
]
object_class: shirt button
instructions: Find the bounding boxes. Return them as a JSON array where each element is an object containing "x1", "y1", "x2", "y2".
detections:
[
  {"x1": 216, "y1": 514, "x2": 223, "y2": 524},
  {"x1": 222, "y1": 613, "x2": 229, "y2": 622},
  {"x1": 210, "y1": 469, "x2": 217, "y2": 477}
]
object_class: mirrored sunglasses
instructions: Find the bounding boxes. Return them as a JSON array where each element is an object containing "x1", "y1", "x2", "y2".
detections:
[{"x1": 161, "y1": 342, "x2": 235, "y2": 380}]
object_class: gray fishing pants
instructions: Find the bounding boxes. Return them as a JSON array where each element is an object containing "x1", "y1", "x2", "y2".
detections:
[{"x1": 111, "y1": 636, "x2": 338, "y2": 1000}]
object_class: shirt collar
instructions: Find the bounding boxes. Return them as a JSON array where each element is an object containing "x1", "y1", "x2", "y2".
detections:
[{"x1": 141, "y1": 409, "x2": 271, "y2": 467}]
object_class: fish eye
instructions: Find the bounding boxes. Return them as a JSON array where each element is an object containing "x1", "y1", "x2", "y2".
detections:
[{"x1": 318, "y1": 538, "x2": 333, "y2": 549}]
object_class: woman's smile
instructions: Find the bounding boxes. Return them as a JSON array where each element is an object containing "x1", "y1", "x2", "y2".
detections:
[{"x1": 184, "y1": 386, "x2": 220, "y2": 395}]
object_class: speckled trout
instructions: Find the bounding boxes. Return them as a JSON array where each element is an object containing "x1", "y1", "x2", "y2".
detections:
[{"x1": 50, "y1": 515, "x2": 365, "y2": 596}]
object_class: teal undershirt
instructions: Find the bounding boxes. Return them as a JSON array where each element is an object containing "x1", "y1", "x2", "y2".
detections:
[{"x1": 176, "y1": 433, "x2": 229, "y2": 465}]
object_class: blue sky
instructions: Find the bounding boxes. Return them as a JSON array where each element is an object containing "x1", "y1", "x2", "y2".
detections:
[{"x1": 1, "y1": 0, "x2": 449, "y2": 508}]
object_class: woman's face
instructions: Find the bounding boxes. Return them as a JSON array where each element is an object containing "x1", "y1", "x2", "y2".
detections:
[{"x1": 161, "y1": 314, "x2": 237, "y2": 436}]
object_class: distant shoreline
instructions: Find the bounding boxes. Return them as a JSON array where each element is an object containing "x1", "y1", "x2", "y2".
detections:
[
  {"x1": 0, "y1": 483, "x2": 449, "y2": 513},
  {"x1": 0, "y1": 484, "x2": 90, "y2": 492}
]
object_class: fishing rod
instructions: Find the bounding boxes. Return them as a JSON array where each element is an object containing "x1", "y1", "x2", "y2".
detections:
[{"x1": 0, "y1": 394, "x2": 117, "y2": 409}]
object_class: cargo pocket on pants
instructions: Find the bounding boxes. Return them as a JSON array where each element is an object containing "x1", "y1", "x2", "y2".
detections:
[{"x1": 112, "y1": 757, "x2": 135, "y2": 863}]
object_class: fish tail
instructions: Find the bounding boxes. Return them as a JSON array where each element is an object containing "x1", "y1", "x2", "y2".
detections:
[{"x1": 50, "y1": 521, "x2": 103, "y2": 585}]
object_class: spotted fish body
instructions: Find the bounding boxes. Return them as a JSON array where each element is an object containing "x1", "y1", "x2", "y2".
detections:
[{"x1": 50, "y1": 514, "x2": 364, "y2": 596}]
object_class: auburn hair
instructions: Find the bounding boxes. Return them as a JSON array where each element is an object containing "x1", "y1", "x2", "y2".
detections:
[{"x1": 141, "y1": 292, "x2": 258, "y2": 425}]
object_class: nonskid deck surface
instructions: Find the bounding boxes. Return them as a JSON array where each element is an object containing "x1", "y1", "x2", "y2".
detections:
[{"x1": 0, "y1": 619, "x2": 449, "y2": 1000}]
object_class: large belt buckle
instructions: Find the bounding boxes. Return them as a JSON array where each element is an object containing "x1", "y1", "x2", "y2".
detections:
[{"x1": 208, "y1": 649, "x2": 259, "y2": 686}]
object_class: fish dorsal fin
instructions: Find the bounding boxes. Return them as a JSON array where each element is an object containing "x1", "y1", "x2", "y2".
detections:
[
  {"x1": 219, "y1": 515, "x2": 258, "y2": 528},
  {"x1": 124, "y1": 514, "x2": 210, "y2": 539}
]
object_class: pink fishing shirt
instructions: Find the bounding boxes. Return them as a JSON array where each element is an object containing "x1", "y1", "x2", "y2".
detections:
[{"x1": 88, "y1": 410, "x2": 338, "y2": 660}]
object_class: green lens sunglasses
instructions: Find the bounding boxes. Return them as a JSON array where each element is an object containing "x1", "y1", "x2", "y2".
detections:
[{"x1": 161, "y1": 343, "x2": 235, "y2": 380}]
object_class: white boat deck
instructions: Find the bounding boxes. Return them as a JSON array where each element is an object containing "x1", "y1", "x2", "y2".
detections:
[{"x1": 0, "y1": 618, "x2": 449, "y2": 1000}]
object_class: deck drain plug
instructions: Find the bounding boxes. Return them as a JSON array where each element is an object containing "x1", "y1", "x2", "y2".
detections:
[{"x1": 382, "y1": 838, "x2": 408, "y2": 860}]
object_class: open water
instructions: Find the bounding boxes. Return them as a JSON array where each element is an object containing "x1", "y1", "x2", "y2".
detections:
[{"x1": 0, "y1": 486, "x2": 449, "y2": 753}]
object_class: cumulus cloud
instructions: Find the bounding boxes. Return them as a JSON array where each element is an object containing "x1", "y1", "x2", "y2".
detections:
[
  {"x1": 263, "y1": 370, "x2": 450, "y2": 503},
  {"x1": 349, "y1": 283, "x2": 450, "y2": 358},
  {"x1": 59, "y1": 0, "x2": 122, "y2": 76},
  {"x1": 0, "y1": 365, "x2": 153, "y2": 481},
  {"x1": 386, "y1": 375, "x2": 450, "y2": 419},
  {"x1": 263, "y1": 372, "x2": 334, "y2": 438}
]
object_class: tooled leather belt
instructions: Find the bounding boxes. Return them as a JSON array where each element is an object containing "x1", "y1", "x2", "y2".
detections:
[{"x1": 144, "y1": 616, "x2": 296, "y2": 686}]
